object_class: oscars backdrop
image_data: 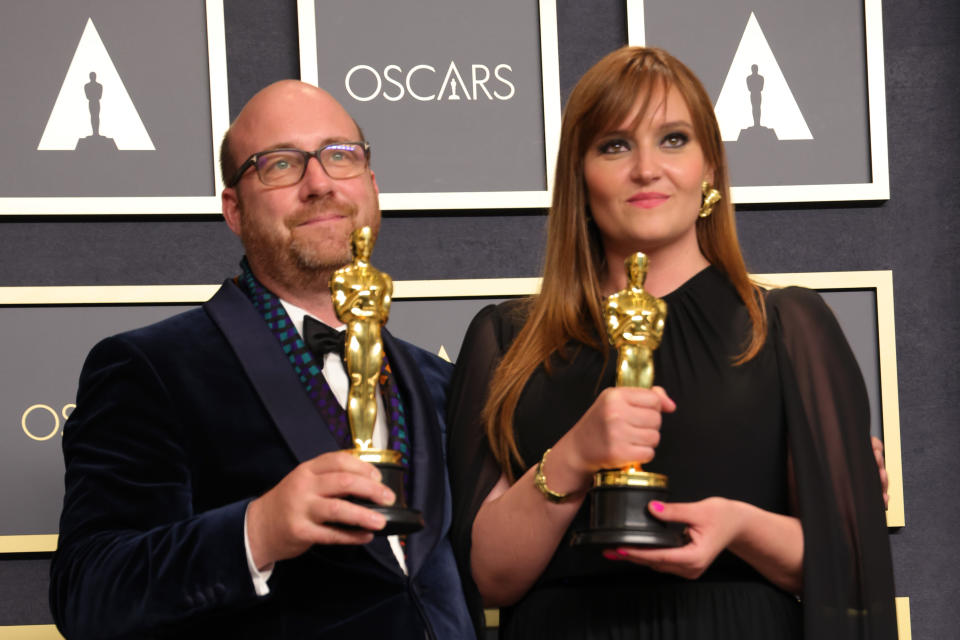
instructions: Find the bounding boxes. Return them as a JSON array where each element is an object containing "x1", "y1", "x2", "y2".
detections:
[{"x1": 1, "y1": 1, "x2": 957, "y2": 638}]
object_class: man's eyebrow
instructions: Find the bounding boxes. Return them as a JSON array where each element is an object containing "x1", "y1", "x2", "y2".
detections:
[{"x1": 257, "y1": 137, "x2": 359, "y2": 153}]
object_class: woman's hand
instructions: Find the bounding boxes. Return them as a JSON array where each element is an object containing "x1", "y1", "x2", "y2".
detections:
[
  {"x1": 604, "y1": 498, "x2": 804, "y2": 594},
  {"x1": 560, "y1": 386, "x2": 676, "y2": 479},
  {"x1": 871, "y1": 436, "x2": 889, "y2": 508},
  {"x1": 603, "y1": 498, "x2": 737, "y2": 580},
  {"x1": 470, "y1": 385, "x2": 675, "y2": 606}
]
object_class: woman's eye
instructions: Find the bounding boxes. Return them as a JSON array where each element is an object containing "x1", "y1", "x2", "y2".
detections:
[
  {"x1": 597, "y1": 139, "x2": 630, "y2": 154},
  {"x1": 661, "y1": 132, "x2": 689, "y2": 148}
]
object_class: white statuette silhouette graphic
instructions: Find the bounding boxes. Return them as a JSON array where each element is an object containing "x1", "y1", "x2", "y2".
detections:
[
  {"x1": 38, "y1": 18, "x2": 155, "y2": 151},
  {"x1": 714, "y1": 12, "x2": 813, "y2": 142}
]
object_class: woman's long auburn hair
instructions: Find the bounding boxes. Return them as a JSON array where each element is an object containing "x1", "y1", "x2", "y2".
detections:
[{"x1": 483, "y1": 47, "x2": 768, "y2": 480}]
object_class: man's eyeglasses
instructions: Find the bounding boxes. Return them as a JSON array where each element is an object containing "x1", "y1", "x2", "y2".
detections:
[{"x1": 227, "y1": 141, "x2": 371, "y2": 187}]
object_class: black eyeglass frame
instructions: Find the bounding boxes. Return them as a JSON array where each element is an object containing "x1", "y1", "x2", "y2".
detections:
[{"x1": 227, "y1": 141, "x2": 371, "y2": 188}]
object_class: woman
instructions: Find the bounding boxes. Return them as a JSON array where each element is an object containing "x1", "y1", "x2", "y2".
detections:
[{"x1": 447, "y1": 46, "x2": 895, "y2": 639}]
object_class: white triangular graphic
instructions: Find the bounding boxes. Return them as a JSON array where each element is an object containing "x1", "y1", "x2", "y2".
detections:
[
  {"x1": 437, "y1": 345, "x2": 452, "y2": 363},
  {"x1": 437, "y1": 62, "x2": 472, "y2": 101},
  {"x1": 37, "y1": 18, "x2": 155, "y2": 150},
  {"x1": 714, "y1": 13, "x2": 812, "y2": 142}
]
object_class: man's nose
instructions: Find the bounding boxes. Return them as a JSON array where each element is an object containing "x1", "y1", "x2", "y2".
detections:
[{"x1": 299, "y1": 154, "x2": 335, "y2": 196}]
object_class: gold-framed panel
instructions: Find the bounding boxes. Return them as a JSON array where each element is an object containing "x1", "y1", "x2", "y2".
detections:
[
  {"x1": 0, "y1": 0, "x2": 229, "y2": 216},
  {"x1": 0, "y1": 285, "x2": 218, "y2": 553},
  {"x1": 297, "y1": 0, "x2": 562, "y2": 210},
  {"x1": 625, "y1": 0, "x2": 889, "y2": 204},
  {"x1": 0, "y1": 271, "x2": 903, "y2": 550},
  {"x1": 754, "y1": 271, "x2": 904, "y2": 527}
]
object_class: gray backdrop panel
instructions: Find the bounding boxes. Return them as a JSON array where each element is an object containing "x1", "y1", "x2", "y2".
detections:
[
  {"x1": 309, "y1": 0, "x2": 547, "y2": 194},
  {"x1": 0, "y1": 0, "x2": 214, "y2": 197},
  {"x1": 643, "y1": 0, "x2": 871, "y2": 187},
  {"x1": 1, "y1": 305, "x2": 192, "y2": 536}
]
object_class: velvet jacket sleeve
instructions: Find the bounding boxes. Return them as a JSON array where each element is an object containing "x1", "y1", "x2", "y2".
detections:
[
  {"x1": 768, "y1": 287, "x2": 897, "y2": 639},
  {"x1": 49, "y1": 334, "x2": 259, "y2": 640}
]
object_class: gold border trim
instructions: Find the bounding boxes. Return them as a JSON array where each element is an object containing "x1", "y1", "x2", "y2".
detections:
[
  {"x1": 895, "y1": 596, "x2": 911, "y2": 640},
  {"x1": 0, "y1": 535, "x2": 58, "y2": 554},
  {"x1": 0, "y1": 626, "x2": 64, "y2": 639}
]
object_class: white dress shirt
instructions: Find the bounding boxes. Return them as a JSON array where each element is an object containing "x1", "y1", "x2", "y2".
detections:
[{"x1": 244, "y1": 300, "x2": 408, "y2": 596}]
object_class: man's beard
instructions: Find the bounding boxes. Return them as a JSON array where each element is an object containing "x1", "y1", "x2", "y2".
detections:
[{"x1": 239, "y1": 198, "x2": 362, "y2": 293}]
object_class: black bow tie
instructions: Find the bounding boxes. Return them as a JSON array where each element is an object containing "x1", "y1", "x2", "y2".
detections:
[{"x1": 303, "y1": 316, "x2": 346, "y2": 369}]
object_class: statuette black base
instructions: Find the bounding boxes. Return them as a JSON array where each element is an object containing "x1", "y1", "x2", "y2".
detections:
[
  {"x1": 365, "y1": 503, "x2": 425, "y2": 536},
  {"x1": 350, "y1": 461, "x2": 423, "y2": 536},
  {"x1": 571, "y1": 484, "x2": 686, "y2": 548}
]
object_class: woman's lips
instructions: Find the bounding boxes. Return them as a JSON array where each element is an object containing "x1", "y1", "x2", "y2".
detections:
[{"x1": 628, "y1": 192, "x2": 669, "y2": 209}]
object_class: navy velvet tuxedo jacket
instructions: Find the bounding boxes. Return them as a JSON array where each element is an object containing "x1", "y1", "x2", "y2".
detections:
[{"x1": 50, "y1": 280, "x2": 474, "y2": 640}]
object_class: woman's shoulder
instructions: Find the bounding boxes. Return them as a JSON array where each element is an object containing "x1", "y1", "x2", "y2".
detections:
[
  {"x1": 464, "y1": 298, "x2": 532, "y2": 348},
  {"x1": 765, "y1": 285, "x2": 834, "y2": 325},
  {"x1": 765, "y1": 285, "x2": 852, "y2": 356}
]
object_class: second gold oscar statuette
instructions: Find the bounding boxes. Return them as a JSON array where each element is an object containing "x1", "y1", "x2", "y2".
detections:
[{"x1": 571, "y1": 252, "x2": 686, "y2": 547}]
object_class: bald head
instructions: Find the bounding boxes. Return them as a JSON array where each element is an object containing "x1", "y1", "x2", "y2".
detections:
[{"x1": 220, "y1": 80, "x2": 364, "y2": 187}]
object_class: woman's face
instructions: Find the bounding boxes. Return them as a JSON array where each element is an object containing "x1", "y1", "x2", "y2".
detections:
[{"x1": 583, "y1": 85, "x2": 713, "y2": 268}]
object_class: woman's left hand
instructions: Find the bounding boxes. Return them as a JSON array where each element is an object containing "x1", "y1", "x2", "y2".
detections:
[
  {"x1": 603, "y1": 497, "x2": 739, "y2": 580},
  {"x1": 871, "y1": 436, "x2": 889, "y2": 508}
]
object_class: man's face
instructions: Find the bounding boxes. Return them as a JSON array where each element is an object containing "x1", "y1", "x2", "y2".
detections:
[{"x1": 222, "y1": 81, "x2": 380, "y2": 291}]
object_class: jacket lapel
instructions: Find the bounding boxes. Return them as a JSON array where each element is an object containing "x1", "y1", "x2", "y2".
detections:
[
  {"x1": 204, "y1": 280, "x2": 338, "y2": 462},
  {"x1": 204, "y1": 280, "x2": 401, "y2": 575},
  {"x1": 383, "y1": 329, "x2": 449, "y2": 577}
]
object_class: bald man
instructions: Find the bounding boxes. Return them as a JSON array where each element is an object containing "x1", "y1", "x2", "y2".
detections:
[{"x1": 50, "y1": 81, "x2": 474, "y2": 640}]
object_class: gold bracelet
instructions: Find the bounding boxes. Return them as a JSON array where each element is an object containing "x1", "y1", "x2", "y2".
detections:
[{"x1": 534, "y1": 448, "x2": 571, "y2": 503}]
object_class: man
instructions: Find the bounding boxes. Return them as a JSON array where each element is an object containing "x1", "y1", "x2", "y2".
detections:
[{"x1": 49, "y1": 80, "x2": 474, "y2": 639}]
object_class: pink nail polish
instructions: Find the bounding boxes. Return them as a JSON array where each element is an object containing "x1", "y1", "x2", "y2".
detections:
[
  {"x1": 602, "y1": 550, "x2": 621, "y2": 561},
  {"x1": 650, "y1": 500, "x2": 665, "y2": 512}
]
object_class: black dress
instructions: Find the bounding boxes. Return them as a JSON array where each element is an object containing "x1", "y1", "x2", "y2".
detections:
[{"x1": 447, "y1": 267, "x2": 896, "y2": 639}]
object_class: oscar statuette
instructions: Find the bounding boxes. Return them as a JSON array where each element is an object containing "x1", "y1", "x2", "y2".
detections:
[
  {"x1": 572, "y1": 252, "x2": 686, "y2": 547},
  {"x1": 330, "y1": 226, "x2": 424, "y2": 535}
]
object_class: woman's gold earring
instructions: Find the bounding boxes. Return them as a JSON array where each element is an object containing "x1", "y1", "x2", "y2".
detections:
[{"x1": 699, "y1": 181, "x2": 721, "y2": 218}]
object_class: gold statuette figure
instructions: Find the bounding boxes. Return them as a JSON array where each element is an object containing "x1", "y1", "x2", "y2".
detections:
[
  {"x1": 604, "y1": 252, "x2": 667, "y2": 390},
  {"x1": 572, "y1": 252, "x2": 685, "y2": 547},
  {"x1": 330, "y1": 226, "x2": 422, "y2": 534},
  {"x1": 331, "y1": 226, "x2": 395, "y2": 462}
]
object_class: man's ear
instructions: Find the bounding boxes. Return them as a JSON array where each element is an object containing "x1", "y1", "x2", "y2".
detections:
[
  {"x1": 370, "y1": 169, "x2": 379, "y2": 196},
  {"x1": 222, "y1": 188, "x2": 242, "y2": 236}
]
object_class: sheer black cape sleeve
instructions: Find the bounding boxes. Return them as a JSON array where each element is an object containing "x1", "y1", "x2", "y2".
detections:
[
  {"x1": 769, "y1": 287, "x2": 897, "y2": 639},
  {"x1": 447, "y1": 301, "x2": 528, "y2": 635}
]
